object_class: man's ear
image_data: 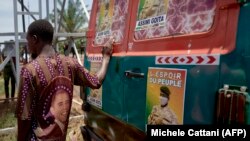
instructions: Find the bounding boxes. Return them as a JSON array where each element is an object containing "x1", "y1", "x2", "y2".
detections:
[{"x1": 32, "y1": 35, "x2": 38, "y2": 43}]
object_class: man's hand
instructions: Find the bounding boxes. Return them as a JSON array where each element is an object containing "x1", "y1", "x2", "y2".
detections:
[{"x1": 102, "y1": 37, "x2": 114, "y2": 58}]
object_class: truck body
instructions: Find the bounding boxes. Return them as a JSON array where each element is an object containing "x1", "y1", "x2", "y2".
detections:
[{"x1": 81, "y1": 0, "x2": 250, "y2": 140}]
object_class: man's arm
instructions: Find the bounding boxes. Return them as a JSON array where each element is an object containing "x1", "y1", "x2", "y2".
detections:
[
  {"x1": 73, "y1": 37, "x2": 114, "y2": 88},
  {"x1": 96, "y1": 38, "x2": 114, "y2": 83}
]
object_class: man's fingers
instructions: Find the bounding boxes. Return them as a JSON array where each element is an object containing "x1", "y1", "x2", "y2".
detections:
[{"x1": 105, "y1": 36, "x2": 115, "y2": 48}]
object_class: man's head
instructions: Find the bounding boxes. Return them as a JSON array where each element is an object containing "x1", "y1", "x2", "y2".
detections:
[
  {"x1": 26, "y1": 19, "x2": 54, "y2": 54},
  {"x1": 50, "y1": 89, "x2": 70, "y2": 123},
  {"x1": 160, "y1": 86, "x2": 171, "y2": 107}
]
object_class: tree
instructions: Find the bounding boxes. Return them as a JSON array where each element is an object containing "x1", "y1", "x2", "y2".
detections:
[
  {"x1": 49, "y1": 0, "x2": 89, "y2": 54},
  {"x1": 50, "y1": 0, "x2": 88, "y2": 33}
]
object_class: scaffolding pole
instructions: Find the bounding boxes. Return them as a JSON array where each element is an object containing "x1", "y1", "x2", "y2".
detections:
[
  {"x1": 2, "y1": 0, "x2": 90, "y2": 88},
  {"x1": 13, "y1": 0, "x2": 20, "y2": 87}
]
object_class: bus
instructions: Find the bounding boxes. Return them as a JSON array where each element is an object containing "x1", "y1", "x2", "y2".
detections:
[{"x1": 81, "y1": 0, "x2": 250, "y2": 140}]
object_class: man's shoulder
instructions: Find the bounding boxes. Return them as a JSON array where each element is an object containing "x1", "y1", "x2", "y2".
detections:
[
  {"x1": 59, "y1": 54, "x2": 77, "y2": 64},
  {"x1": 21, "y1": 61, "x2": 36, "y2": 75}
]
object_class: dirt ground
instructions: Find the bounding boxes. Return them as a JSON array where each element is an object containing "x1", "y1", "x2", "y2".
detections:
[{"x1": 0, "y1": 86, "x2": 86, "y2": 141}]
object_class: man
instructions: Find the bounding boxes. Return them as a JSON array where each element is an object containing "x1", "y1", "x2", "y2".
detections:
[
  {"x1": 80, "y1": 40, "x2": 85, "y2": 57},
  {"x1": 15, "y1": 19, "x2": 114, "y2": 141},
  {"x1": 148, "y1": 86, "x2": 178, "y2": 125},
  {"x1": 2, "y1": 41, "x2": 16, "y2": 102}
]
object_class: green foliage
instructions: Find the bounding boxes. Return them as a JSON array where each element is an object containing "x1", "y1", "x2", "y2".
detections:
[
  {"x1": 0, "y1": 133, "x2": 16, "y2": 141},
  {"x1": 0, "y1": 111, "x2": 16, "y2": 129},
  {"x1": 49, "y1": 0, "x2": 88, "y2": 54},
  {"x1": 50, "y1": 0, "x2": 88, "y2": 33}
]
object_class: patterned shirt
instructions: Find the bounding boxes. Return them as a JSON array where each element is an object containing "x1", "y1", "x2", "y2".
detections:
[{"x1": 16, "y1": 54, "x2": 101, "y2": 141}]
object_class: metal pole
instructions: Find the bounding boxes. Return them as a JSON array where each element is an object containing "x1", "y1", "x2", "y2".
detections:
[
  {"x1": 58, "y1": 0, "x2": 66, "y2": 32},
  {"x1": 0, "y1": 50, "x2": 14, "y2": 71},
  {"x1": 20, "y1": 0, "x2": 27, "y2": 64},
  {"x1": 21, "y1": 0, "x2": 26, "y2": 32},
  {"x1": 17, "y1": 0, "x2": 37, "y2": 20},
  {"x1": 13, "y1": 0, "x2": 20, "y2": 88},
  {"x1": 79, "y1": 0, "x2": 90, "y2": 21},
  {"x1": 71, "y1": 39, "x2": 82, "y2": 66},
  {"x1": 39, "y1": 0, "x2": 42, "y2": 19},
  {"x1": 54, "y1": 0, "x2": 58, "y2": 52},
  {"x1": 46, "y1": 0, "x2": 49, "y2": 20},
  {"x1": 54, "y1": 0, "x2": 58, "y2": 33}
]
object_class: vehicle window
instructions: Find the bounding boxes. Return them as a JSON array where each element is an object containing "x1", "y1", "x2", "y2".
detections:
[
  {"x1": 135, "y1": 0, "x2": 216, "y2": 40},
  {"x1": 94, "y1": 0, "x2": 129, "y2": 45}
]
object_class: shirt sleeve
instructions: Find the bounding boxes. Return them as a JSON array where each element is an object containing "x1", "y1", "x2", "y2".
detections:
[
  {"x1": 15, "y1": 67, "x2": 36, "y2": 120},
  {"x1": 71, "y1": 58, "x2": 101, "y2": 89}
]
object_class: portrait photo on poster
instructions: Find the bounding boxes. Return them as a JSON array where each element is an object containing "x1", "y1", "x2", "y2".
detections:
[{"x1": 145, "y1": 67, "x2": 187, "y2": 127}]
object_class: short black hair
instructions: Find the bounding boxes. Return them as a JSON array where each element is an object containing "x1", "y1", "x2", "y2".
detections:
[{"x1": 28, "y1": 19, "x2": 54, "y2": 44}]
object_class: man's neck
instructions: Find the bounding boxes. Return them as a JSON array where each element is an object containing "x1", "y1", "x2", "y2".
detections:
[{"x1": 39, "y1": 44, "x2": 56, "y2": 57}]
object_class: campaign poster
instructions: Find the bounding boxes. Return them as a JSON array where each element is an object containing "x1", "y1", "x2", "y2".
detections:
[
  {"x1": 87, "y1": 62, "x2": 103, "y2": 109},
  {"x1": 146, "y1": 67, "x2": 186, "y2": 125},
  {"x1": 96, "y1": 0, "x2": 114, "y2": 40},
  {"x1": 136, "y1": 0, "x2": 169, "y2": 31}
]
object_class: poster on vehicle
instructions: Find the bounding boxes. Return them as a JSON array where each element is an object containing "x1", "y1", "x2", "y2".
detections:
[
  {"x1": 95, "y1": 0, "x2": 114, "y2": 40},
  {"x1": 136, "y1": 0, "x2": 168, "y2": 31},
  {"x1": 87, "y1": 62, "x2": 103, "y2": 109},
  {"x1": 146, "y1": 67, "x2": 186, "y2": 125}
]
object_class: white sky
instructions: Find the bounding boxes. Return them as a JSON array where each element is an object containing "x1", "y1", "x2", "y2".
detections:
[{"x1": 0, "y1": 0, "x2": 93, "y2": 45}]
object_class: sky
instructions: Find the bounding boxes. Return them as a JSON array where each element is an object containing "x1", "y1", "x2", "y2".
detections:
[{"x1": 0, "y1": 0, "x2": 93, "y2": 45}]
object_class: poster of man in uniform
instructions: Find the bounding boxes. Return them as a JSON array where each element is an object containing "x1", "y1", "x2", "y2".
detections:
[
  {"x1": 96, "y1": 0, "x2": 114, "y2": 40},
  {"x1": 136, "y1": 0, "x2": 168, "y2": 31},
  {"x1": 87, "y1": 61, "x2": 103, "y2": 109},
  {"x1": 146, "y1": 67, "x2": 186, "y2": 125}
]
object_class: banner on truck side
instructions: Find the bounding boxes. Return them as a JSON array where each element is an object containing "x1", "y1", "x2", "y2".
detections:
[
  {"x1": 95, "y1": 0, "x2": 115, "y2": 41},
  {"x1": 87, "y1": 62, "x2": 103, "y2": 109},
  {"x1": 136, "y1": 0, "x2": 168, "y2": 31},
  {"x1": 146, "y1": 67, "x2": 186, "y2": 126}
]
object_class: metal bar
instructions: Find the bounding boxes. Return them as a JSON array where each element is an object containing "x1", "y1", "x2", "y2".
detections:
[
  {"x1": 0, "y1": 32, "x2": 24, "y2": 36},
  {"x1": 46, "y1": 0, "x2": 49, "y2": 20},
  {"x1": 0, "y1": 40, "x2": 27, "y2": 45},
  {"x1": 80, "y1": 0, "x2": 90, "y2": 21},
  {"x1": 55, "y1": 32, "x2": 86, "y2": 37},
  {"x1": 20, "y1": 0, "x2": 26, "y2": 32},
  {"x1": 72, "y1": 41, "x2": 82, "y2": 66},
  {"x1": 54, "y1": 0, "x2": 58, "y2": 34},
  {"x1": 17, "y1": 0, "x2": 37, "y2": 20},
  {"x1": 39, "y1": 0, "x2": 42, "y2": 19},
  {"x1": 68, "y1": 38, "x2": 82, "y2": 65},
  {"x1": 54, "y1": 0, "x2": 59, "y2": 51},
  {"x1": 13, "y1": 0, "x2": 20, "y2": 89},
  {"x1": 17, "y1": 11, "x2": 40, "y2": 15},
  {"x1": 0, "y1": 97, "x2": 18, "y2": 101},
  {"x1": 54, "y1": 0, "x2": 67, "y2": 53},
  {"x1": 58, "y1": 0, "x2": 66, "y2": 32},
  {"x1": 10, "y1": 59, "x2": 17, "y2": 82},
  {"x1": 0, "y1": 127, "x2": 16, "y2": 135},
  {"x1": 72, "y1": 0, "x2": 90, "y2": 22},
  {"x1": 0, "y1": 50, "x2": 13, "y2": 71},
  {"x1": 0, "y1": 39, "x2": 26, "y2": 44}
]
